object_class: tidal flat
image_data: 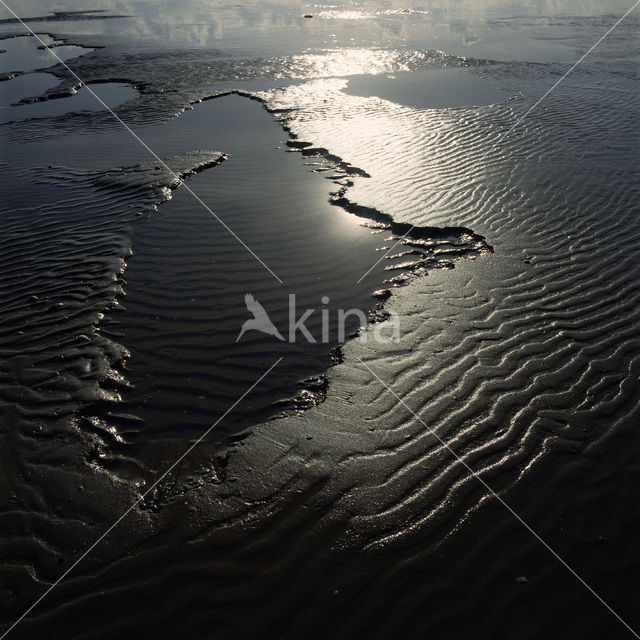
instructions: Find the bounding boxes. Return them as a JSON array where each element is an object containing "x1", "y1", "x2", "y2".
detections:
[{"x1": 1, "y1": 2, "x2": 639, "y2": 638}]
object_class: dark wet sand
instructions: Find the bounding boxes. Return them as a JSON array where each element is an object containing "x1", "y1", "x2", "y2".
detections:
[{"x1": 2, "y1": 9, "x2": 640, "y2": 640}]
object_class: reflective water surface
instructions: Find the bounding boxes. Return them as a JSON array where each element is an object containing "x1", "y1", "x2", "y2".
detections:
[{"x1": 1, "y1": 1, "x2": 639, "y2": 639}]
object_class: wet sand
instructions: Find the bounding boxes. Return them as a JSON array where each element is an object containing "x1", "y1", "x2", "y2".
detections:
[{"x1": 1, "y1": 4, "x2": 640, "y2": 639}]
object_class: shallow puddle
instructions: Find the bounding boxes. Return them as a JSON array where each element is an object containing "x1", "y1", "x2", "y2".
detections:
[
  {"x1": 103, "y1": 93, "x2": 399, "y2": 454},
  {"x1": 0, "y1": 34, "x2": 92, "y2": 73},
  {"x1": 341, "y1": 67, "x2": 504, "y2": 109}
]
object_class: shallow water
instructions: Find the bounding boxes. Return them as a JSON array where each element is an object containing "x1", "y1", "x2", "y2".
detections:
[
  {"x1": 0, "y1": 71, "x2": 59, "y2": 104},
  {"x1": 342, "y1": 68, "x2": 505, "y2": 109},
  {"x1": 1, "y1": 2, "x2": 639, "y2": 639},
  {"x1": 100, "y1": 94, "x2": 402, "y2": 473},
  {"x1": 0, "y1": 34, "x2": 92, "y2": 73}
]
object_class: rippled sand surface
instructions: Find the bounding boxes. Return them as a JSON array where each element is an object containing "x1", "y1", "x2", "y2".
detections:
[{"x1": 1, "y1": 2, "x2": 639, "y2": 638}]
